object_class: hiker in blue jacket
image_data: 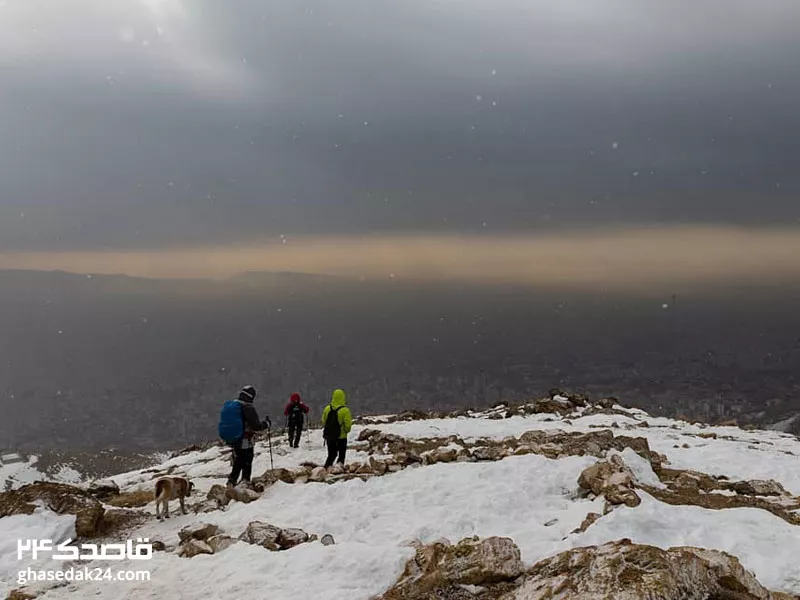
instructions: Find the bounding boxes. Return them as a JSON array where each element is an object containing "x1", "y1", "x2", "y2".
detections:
[{"x1": 220, "y1": 385, "x2": 271, "y2": 487}]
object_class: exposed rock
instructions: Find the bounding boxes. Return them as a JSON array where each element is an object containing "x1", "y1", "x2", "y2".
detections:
[
  {"x1": 425, "y1": 448, "x2": 458, "y2": 465},
  {"x1": 178, "y1": 522, "x2": 219, "y2": 543},
  {"x1": 518, "y1": 539, "x2": 792, "y2": 600},
  {"x1": 171, "y1": 444, "x2": 203, "y2": 458},
  {"x1": 239, "y1": 521, "x2": 282, "y2": 551},
  {"x1": 151, "y1": 540, "x2": 167, "y2": 552},
  {"x1": 6, "y1": 589, "x2": 36, "y2": 600},
  {"x1": 471, "y1": 446, "x2": 507, "y2": 462},
  {"x1": 532, "y1": 396, "x2": 573, "y2": 415},
  {"x1": 207, "y1": 534, "x2": 237, "y2": 554},
  {"x1": 178, "y1": 539, "x2": 213, "y2": 558},
  {"x1": 356, "y1": 462, "x2": 375, "y2": 475},
  {"x1": 329, "y1": 464, "x2": 345, "y2": 475},
  {"x1": 578, "y1": 455, "x2": 641, "y2": 507},
  {"x1": 256, "y1": 468, "x2": 297, "y2": 486},
  {"x1": 87, "y1": 480, "x2": 120, "y2": 501},
  {"x1": 725, "y1": 479, "x2": 789, "y2": 497},
  {"x1": 571, "y1": 512, "x2": 601, "y2": 534},
  {"x1": 358, "y1": 428, "x2": 382, "y2": 443},
  {"x1": 321, "y1": 534, "x2": 336, "y2": 546},
  {"x1": 226, "y1": 483, "x2": 261, "y2": 504},
  {"x1": 0, "y1": 482, "x2": 105, "y2": 538},
  {"x1": 310, "y1": 467, "x2": 328, "y2": 482},
  {"x1": 369, "y1": 456, "x2": 388, "y2": 475},
  {"x1": 207, "y1": 484, "x2": 231, "y2": 509},
  {"x1": 278, "y1": 528, "x2": 312, "y2": 549},
  {"x1": 598, "y1": 397, "x2": 617, "y2": 409},
  {"x1": 379, "y1": 536, "x2": 525, "y2": 599}
]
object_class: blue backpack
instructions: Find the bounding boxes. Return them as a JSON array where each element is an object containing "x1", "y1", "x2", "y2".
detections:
[{"x1": 218, "y1": 400, "x2": 244, "y2": 444}]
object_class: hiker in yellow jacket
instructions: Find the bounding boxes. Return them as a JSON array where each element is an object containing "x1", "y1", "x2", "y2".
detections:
[{"x1": 321, "y1": 389, "x2": 353, "y2": 468}]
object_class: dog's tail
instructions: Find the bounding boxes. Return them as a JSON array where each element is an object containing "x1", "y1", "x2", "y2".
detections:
[{"x1": 155, "y1": 479, "x2": 168, "y2": 500}]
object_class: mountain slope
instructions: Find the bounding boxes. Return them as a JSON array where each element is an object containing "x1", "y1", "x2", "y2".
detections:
[{"x1": 3, "y1": 398, "x2": 800, "y2": 599}]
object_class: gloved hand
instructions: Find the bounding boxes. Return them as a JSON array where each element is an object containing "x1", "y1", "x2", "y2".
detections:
[{"x1": 262, "y1": 416, "x2": 272, "y2": 430}]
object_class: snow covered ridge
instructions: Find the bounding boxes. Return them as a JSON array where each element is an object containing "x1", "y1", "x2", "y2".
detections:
[{"x1": 3, "y1": 394, "x2": 800, "y2": 599}]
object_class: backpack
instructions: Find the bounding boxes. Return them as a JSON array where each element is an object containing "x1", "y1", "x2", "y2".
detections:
[
  {"x1": 218, "y1": 400, "x2": 244, "y2": 444},
  {"x1": 323, "y1": 406, "x2": 341, "y2": 440},
  {"x1": 287, "y1": 402, "x2": 305, "y2": 426}
]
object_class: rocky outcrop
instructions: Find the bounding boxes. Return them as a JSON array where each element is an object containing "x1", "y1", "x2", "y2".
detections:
[
  {"x1": 86, "y1": 480, "x2": 120, "y2": 501},
  {"x1": 6, "y1": 589, "x2": 36, "y2": 600},
  {"x1": 378, "y1": 537, "x2": 793, "y2": 600},
  {"x1": 238, "y1": 521, "x2": 316, "y2": 552},
  {"x1": 0, "y1": 482, "x2": 105, "y2": 538},
  {"x1": 378, "y1": 536, "x2": 524, "y2": 599},
  {"x1": 578, "y1": 455, "x2": 641, "y2": 507},
  {"x1": 644, "y1": 469, "x2": 800, "y2": 526},
  {"x1": 206, "y1": 484, "x2": 231, "y2": 510},
  {"x1": 207, "y1": 534, "x2": 237, "y2": 554},
  {"x1": 176, "y1": 522, "x2": 221, "y2": 558},
  {"x1": 178, "y1": 522, "x2": 219, "y2": 544},
  {"x1": 178, "y1": 539, "x2": 213, "y2": 558},
  {"x1": 520, "y1": 539, "x2": 794, "y2": 600}
]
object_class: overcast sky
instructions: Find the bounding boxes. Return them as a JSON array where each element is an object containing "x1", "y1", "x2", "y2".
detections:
[{"x1": 2, "y1": 0, "x2": 800, "y2": 254}]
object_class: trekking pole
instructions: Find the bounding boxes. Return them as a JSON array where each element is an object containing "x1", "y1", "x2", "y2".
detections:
[{"x1": 267, "y1": 427, "x2": 274, "y2": 473}]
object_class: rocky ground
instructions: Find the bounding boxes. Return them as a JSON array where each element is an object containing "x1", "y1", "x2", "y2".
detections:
[{"x1": 2, "y1": 391, "x2": 799, "y2": 599}]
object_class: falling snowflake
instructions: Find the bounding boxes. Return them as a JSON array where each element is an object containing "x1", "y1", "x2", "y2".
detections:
[
  {"x1": 611, "y1": 142, "x2": 619, "y2": 150},
  {"x1": 475, "y1": 95, "x2": 483, "y2": 102},
  {"x1": 491, "y1": 69, "x2": 497, "y2": 76},
  {"x1": 632, "y1": 171, "x2": 639, "y2": 177}
]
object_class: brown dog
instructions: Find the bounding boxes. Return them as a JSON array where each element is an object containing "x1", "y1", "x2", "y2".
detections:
[{"x1": 154, "y1": 476, "x2": 194, "y2": 521}]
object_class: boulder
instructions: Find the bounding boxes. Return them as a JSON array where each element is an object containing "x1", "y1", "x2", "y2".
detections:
[
  {"x1": 726, "y1": 479, "x2": 789, "y2": 497},
  {"x1": 309, "y1": 467, "x2": 328, "y2": 482},
  {"x1": 379, "y1": 536, "x2": 525, "y2": 599},
  {"x1": 207, "y1": 535, "x2": 237, "y2": 554},
  {"x1": 178, "y1": 522, "x2": 219, "y2": 543},
  {"x1": 357, "y1": 428, "x2": 382, "y2": 443},
  {"x1": 533, "y1": 397, "x2": 573, "y2": 415},
  {"x1": 256, "y1": 468, "x2": 296, "y2": 486},
  {"x1": 6, "y1": 589, "x2": 36, "y2": 600},
  {"x1": 369, "y1": 457, "x2": 388, "y2": 475},
  {"x1": 578, "y1": 455, "x2": 641, "y2": 507},
  {"x1": 278, "y1": 528, "x2": 312, "y2": 549},
  {"x1": 178, "y1": 539, "x2": 213, "y2": 558},
  {"x1": 239, "y1": 521, "x2": 282, "y2": 551},
  {"x1": 320, "y1": 534, "x2": 336, "y2": 546},
  {"x1": 206, "y1": 484, "x2": 231, "y2": 509},
  {"x1": 425, "y1": 448, "x2": 458, "y2": 465},
  {"x1": 0, "y1": 482, "x2": 105, "y2": 538},
  {"x1": 519, "y1": 539, "x2": 792, "y2": 600},
  {"x1": 598, "y1": 397, "x2": 618, "y2": 409},
  {"x1": 226, "y1": 484, "x2": 261, "y2": 504},
  {"x1": 151, "y1": 541, "x2": 167, "y2": 552}
]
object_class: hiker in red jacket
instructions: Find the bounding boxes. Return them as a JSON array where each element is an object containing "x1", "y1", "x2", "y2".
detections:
[{"x1": 284, "y1": 392, "x2": 310, "y2": 448}]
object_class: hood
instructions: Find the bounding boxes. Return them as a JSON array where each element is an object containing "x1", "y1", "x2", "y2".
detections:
[
  {"x1": 330, "y1": 389, "x2": 347, "y2": 408},
  {"x1": 290, "y1": 393, "x2": 302, "y2": 404}
]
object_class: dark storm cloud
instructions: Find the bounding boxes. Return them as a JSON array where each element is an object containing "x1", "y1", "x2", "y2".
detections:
[{"x1": 1, "y1": 0, "x2": 800, "y2": 252}]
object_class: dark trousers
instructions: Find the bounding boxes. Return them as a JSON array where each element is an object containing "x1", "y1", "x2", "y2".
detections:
[
  {"x1": 288, "y1": 422, "x2": 303, "y2": 448},
  {"x1": 228, "y1": 442, "x2": 254, "y2": 485},
  {"x1": 324, "y1": 438, "x2": 347, "y2": 468}
]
